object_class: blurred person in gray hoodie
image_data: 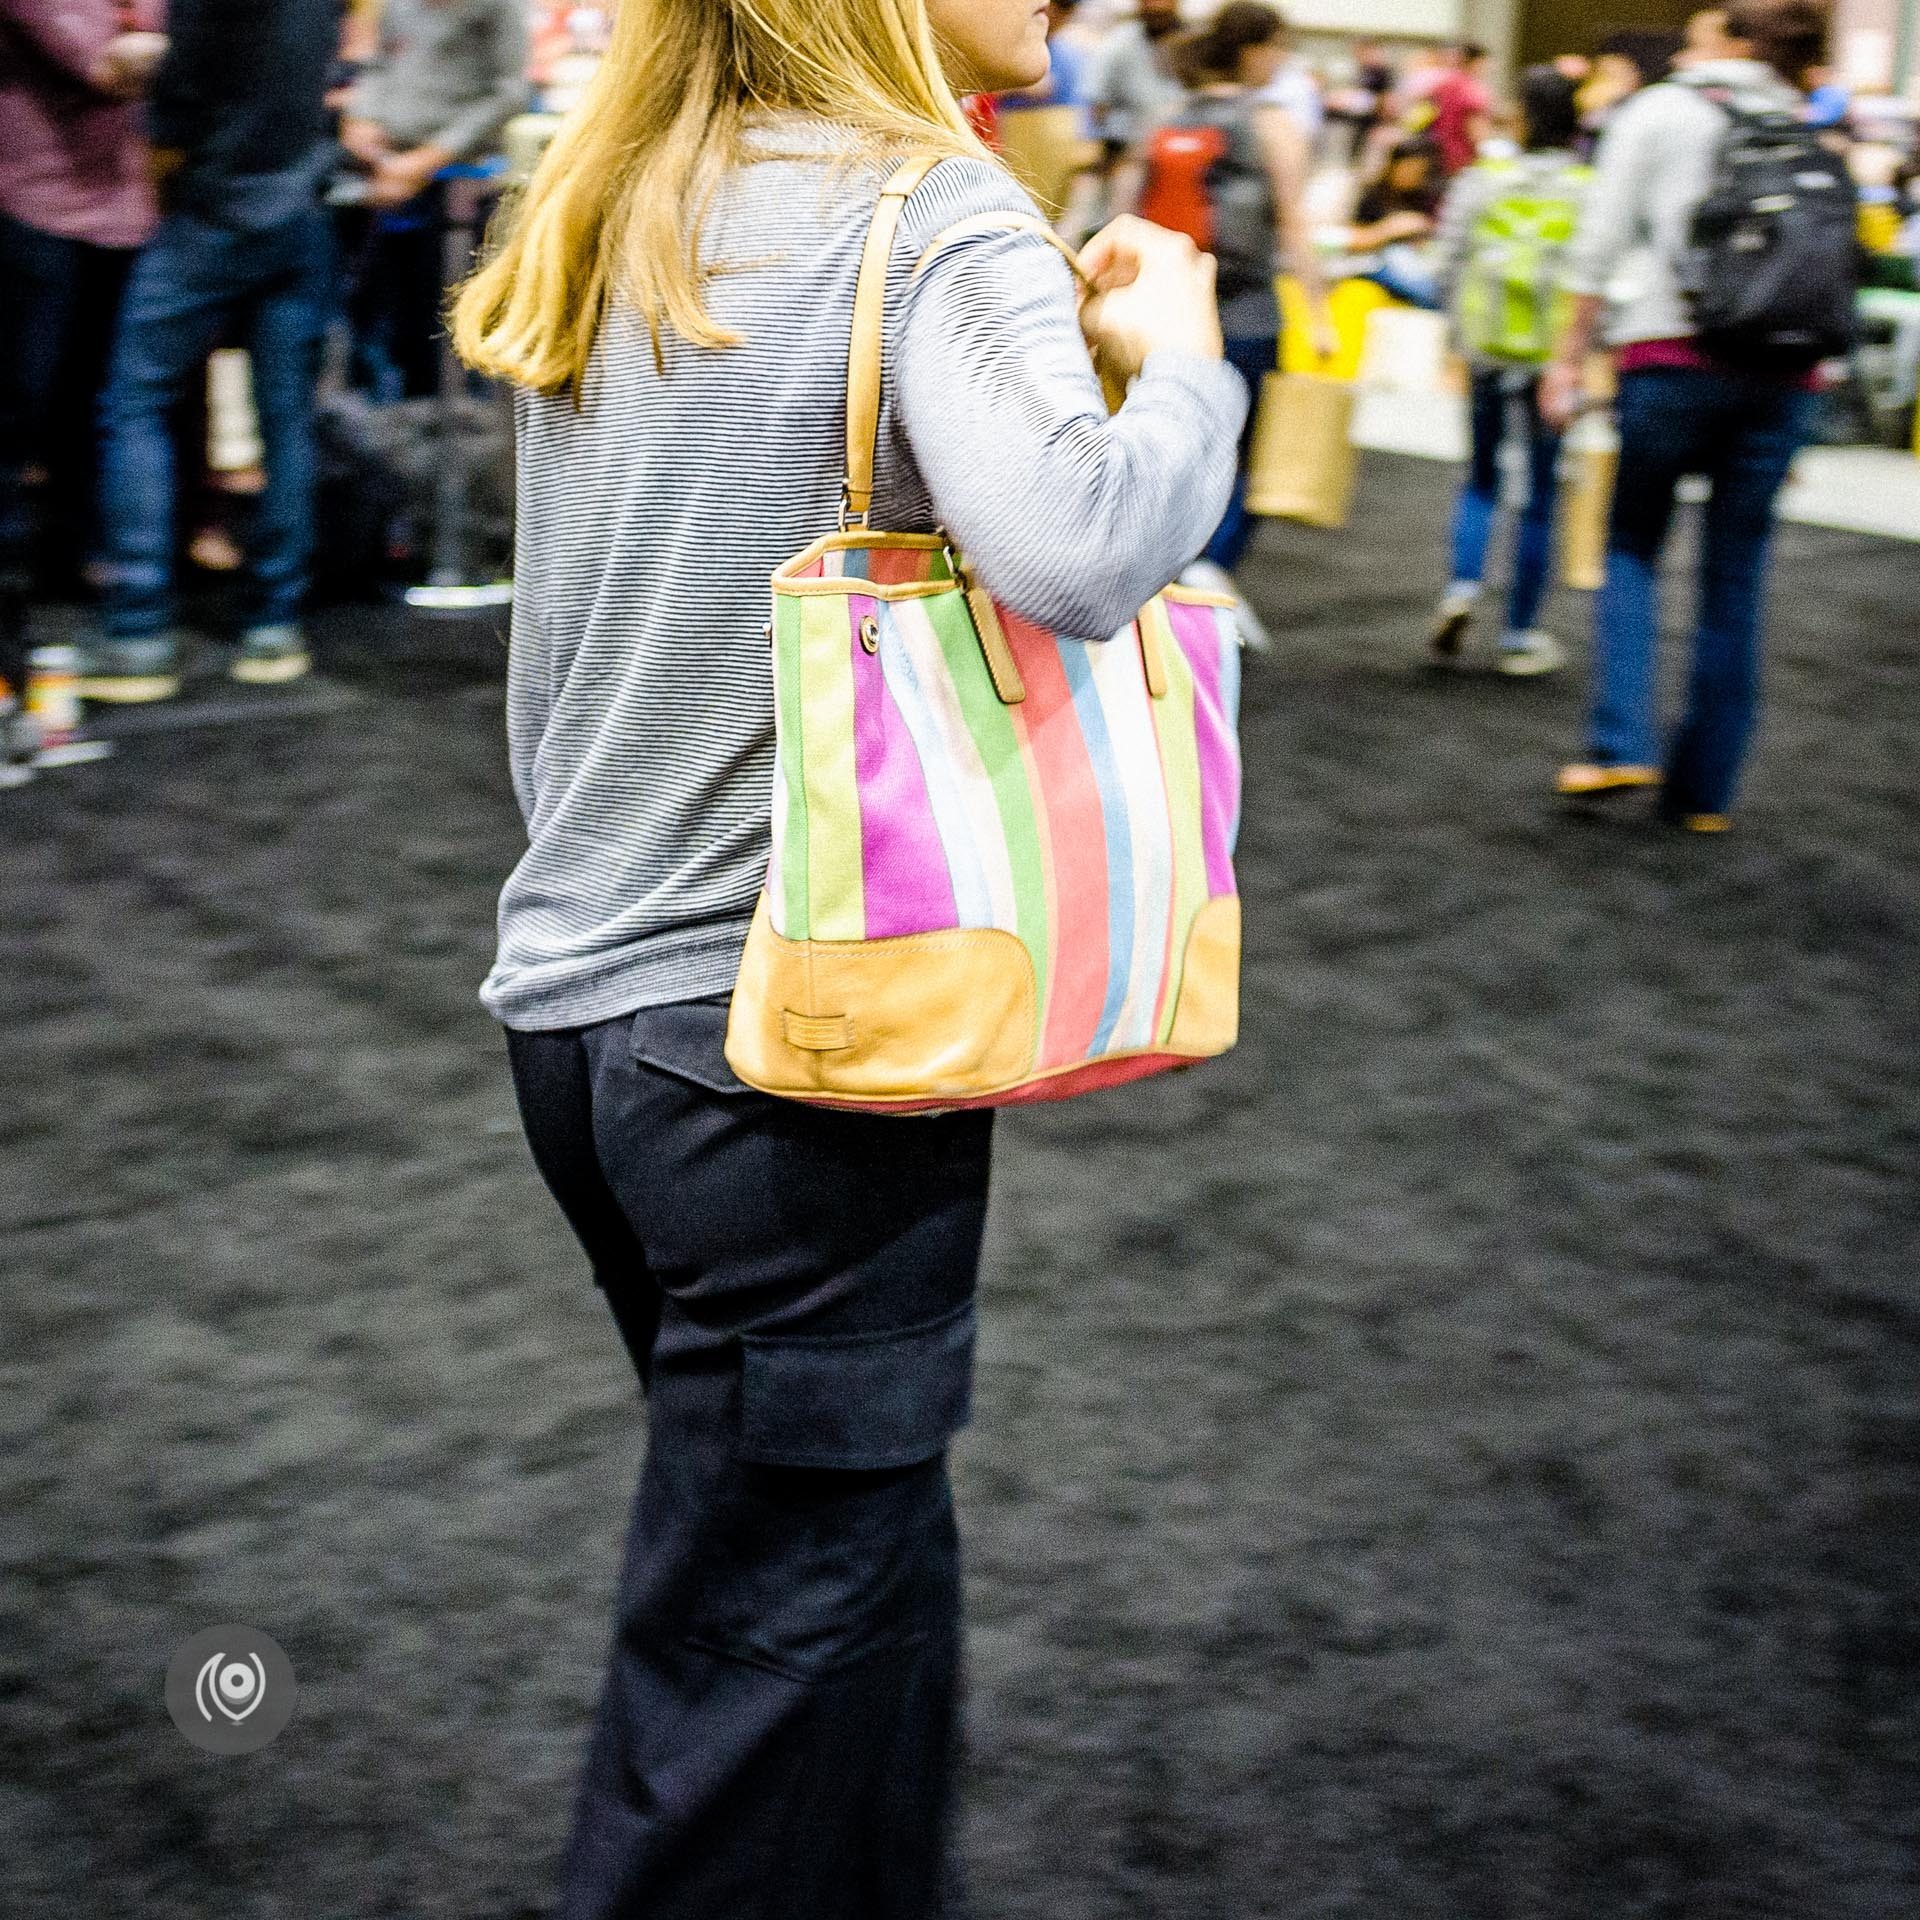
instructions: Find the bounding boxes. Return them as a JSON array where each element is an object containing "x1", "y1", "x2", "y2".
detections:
[
  {"x1": 1090, "y1": 1, "x2": 1185, "y2": 161},
  {"x1": 340, "y1": 0, "x2": 528, "y2": 398}
]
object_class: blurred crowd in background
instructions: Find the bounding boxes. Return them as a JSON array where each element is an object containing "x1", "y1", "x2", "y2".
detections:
[{"x1": 2, "y1": 1, "x2": 1916, "y2": 802}]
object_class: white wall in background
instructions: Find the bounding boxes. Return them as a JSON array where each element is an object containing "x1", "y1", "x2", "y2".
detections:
[
  {"x1": 1831, "y1": 0, "x2": 1920, "y2": 91},
  {"x1": 1077, "y1": 0, "x2": 1490, "y2": 43},
  {"x1": 1287, "y1": 0, "x2": 1465, "y2": 35}
]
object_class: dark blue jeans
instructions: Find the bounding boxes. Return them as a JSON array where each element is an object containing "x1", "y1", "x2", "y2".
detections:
[
  {"x1": 98, "y1": 207, "x2": 331, "y2": 639},
  {"x1": 1206, "y1": 334, "x2": 1281, "y2": 572},
  {"x1": 0, "y1": 214, "x2": 135, "y2": 690},
  {"x1": 507, "y1": 1000, "x2": 993, "y2": 1920},
  {"x1": 1449, "y1": 366, "x2": 1562, "y2": 635},
  {"x1": 342, "y1": 184, "x2": 447, "y2": 403},
  {"x1": 1589, "y1": 367, "x2": 1815, "y2": 813}
]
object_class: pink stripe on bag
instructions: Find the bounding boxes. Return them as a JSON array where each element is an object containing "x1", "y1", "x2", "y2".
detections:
[
  {"x1": 849, "y1": 599, "x2": 958, "y2": 938},
  {"x1": 1166, "y1": 600, "x2": 1240, "y2": 898}
]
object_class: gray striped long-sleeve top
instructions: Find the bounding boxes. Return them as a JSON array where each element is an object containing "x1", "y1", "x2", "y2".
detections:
[{"x1": 483, "y1": 129, "x2": 1245, "y2": 1032}]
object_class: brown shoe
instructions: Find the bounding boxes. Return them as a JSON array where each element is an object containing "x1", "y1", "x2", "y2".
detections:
[
  {"x1": 1678, "y1": 812, "x2": 1732, "y2": 834},
  {"x1": 1555, "y1": 762, "x2": 1663, "y2": 799}
]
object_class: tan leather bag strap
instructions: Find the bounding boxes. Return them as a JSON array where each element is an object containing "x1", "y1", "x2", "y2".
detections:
[
  {"x1": 844, "y1": 154, "x2": 944, "y2": 527},
  {"x1": 844, "y1": 169, "x2": 1094, "y2": 527},
  {"x1": 911, "y1": 213, "x2": 1094, "y2": 288}
]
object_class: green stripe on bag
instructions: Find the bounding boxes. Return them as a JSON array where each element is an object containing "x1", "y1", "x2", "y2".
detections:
[
  {"x1": 922, "y1": 588, "x2": 1051, "y2": 1003},
  {"x1": 774, "y1": 597, "x2": 812, "y2": 940}
]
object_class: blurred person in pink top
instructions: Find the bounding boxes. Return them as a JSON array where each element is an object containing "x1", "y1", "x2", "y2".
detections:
[
  {"x1": 1425, "y1": 40, "x2": 1493, "y2": 175},
  {"x1": 0, "y1": 0, "x2": 166, "y2": 734}
]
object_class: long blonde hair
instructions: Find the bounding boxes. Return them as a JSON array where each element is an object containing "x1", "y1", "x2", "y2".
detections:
[{"x1": 453, "y1": 0, "x2": 985, "y2": 395}]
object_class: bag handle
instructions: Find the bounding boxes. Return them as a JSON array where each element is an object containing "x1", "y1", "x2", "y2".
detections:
[
  {"x1": 843, "y1": 160, "x2": 1095, "y2": 529},
  {"x1": 843, "y1": 155, "x2": 943, "y2": 529},
  {"x1": 843, "y1": 169, "x2": 1167, "y2": 710}
]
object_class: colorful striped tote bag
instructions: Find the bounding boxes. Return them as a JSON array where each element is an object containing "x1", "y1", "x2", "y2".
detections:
[{"x1": 724, "y1": 156, "x2": 1244, "y2": 1112}]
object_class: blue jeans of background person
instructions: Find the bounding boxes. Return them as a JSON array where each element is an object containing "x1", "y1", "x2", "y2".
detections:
[
  {"x1": 98, "y1": 207, "x2": 332, "y2": 640},
  {"x1": 506, "y1": 999, "x2": 993, "y2": 1920},
  {"x1": 1449, "y1": 366, "x2": 1563, "y2": 636},
  {"x1": 1589, "y1": 366, "x2": 1815, "y2": 814},
  {"x1": 343, "y1": 184, "x2": 447, "y2": 403},
  {"x1": 1206, "y1": 334, "x2": 1281, "y2": 572}
]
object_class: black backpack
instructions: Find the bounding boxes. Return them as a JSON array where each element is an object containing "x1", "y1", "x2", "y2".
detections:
[{"x1": 1677, "y1": 76, "x2": 1860, "y2": 373}]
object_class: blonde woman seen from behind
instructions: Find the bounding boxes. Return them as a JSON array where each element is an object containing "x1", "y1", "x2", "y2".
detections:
[{"x1": 454, "y1": 3, "x2": 1242, "y2": 1916}]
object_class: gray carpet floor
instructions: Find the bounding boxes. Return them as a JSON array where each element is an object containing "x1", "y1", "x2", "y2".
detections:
[{"x1": 3, "y1": 453, "x2": 1916, "y2": 1918}]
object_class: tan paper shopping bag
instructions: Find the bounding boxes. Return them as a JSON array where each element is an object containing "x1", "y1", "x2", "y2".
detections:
[
  {"x1": 1245, "y1": 372, "x2": 1359, "y2": 530},
  {"x1": 1560, "y1": 445, "x2": 1618, "y2": 592},
  {"x1": 996, "y1": 106, "x2": 1096, "y2": 225},
  {"x1": 1559, "y1": 357, "x2": 1620, "y2": 590}
]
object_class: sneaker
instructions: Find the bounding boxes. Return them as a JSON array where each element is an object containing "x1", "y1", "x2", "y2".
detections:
[
  {"x1": 1496, "y1": 630, "x2": 1566, "y2": 677},
  {"x1": 1429, "y1": 582, "x2": 1478, "y2": 662},
  {"x1": 1676, "y1": 812, "x2": 1732, "y2": 834},
  {"x1": 1181, "y1": 561, "x2": 1271, "y2": 652},
  {"x1": 231, "y1": 623, "x2": 312, "y2": 685},
  {"x1": 78, "y1": 636, "x2": 182, "y2": 704},
  {"x1": 1555, "y1": 762, "x2": 1663, "y2": 799}
]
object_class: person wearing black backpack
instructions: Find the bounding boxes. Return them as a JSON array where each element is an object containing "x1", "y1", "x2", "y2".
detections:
[{"x1": 1540, "y1": 0, "x2": 1855, "y2": 832}]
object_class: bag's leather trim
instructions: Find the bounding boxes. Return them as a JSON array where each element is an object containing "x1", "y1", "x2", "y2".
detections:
[
  {"x1": 726, "y1": 898, "x2": 1040, "y2": 1101},
  {"x1": 772, "y1": 530, "x2": 952, "y2": 597},
  {"x1": 724, "y1": 889, "x2": 1240, "y2": 1109},
  {"x1": 964, "y1": 582, "x2": 1027, "y2": 705},
  {"x1": 769, "y1": 559, "x2": 1237, "y2": 613},
  {"x1": 783, "y1": 1011, "x2": 854, "y2": 1053},
  {"x1": 731, "y1": 1043, "x2": 1227, "y2": 1115},
  {"x1": 1163, "y1": 894, "x2": 1241, "y2": 1058},
  {"x1": 1134, "y1": 614, "x2": 1169, "y2": 700}
]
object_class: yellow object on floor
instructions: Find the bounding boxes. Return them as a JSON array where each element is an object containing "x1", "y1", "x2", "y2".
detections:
[
  {"x1": 1279, "y1": 276, "x2": 1392, "y2": 381},
  {"x1": 1860, "y1": 202, "x2": 1902, "y2": 254}
]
